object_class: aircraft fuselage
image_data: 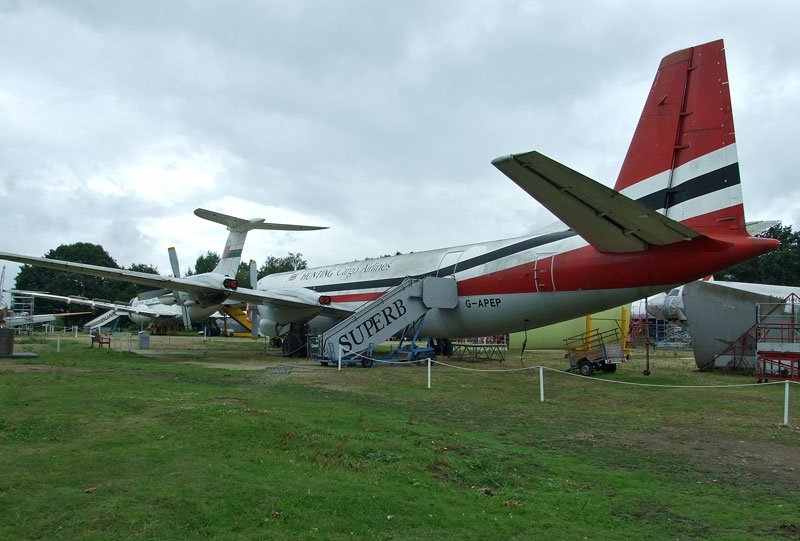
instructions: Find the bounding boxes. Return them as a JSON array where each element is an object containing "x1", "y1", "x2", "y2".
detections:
[{"x1": 257, "y1": 227, "x2": 775, "y2": 338}]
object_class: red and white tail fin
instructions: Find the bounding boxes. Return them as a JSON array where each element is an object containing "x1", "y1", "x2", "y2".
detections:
[{"x1": 615, "y1": 39, "x2": 745, "y2": 237}]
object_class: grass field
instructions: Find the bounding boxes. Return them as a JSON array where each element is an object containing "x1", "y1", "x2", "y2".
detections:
[{"x1": 1, "y1": 334, "x2": 799, "y2": 540}]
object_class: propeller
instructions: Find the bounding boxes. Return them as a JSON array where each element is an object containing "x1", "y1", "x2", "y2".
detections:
[
  {"x1": 0, "y1": 266, "x2": 7, "y2": 323},
  {"x1": 249, "y1": 259, "x2": 261, "y2": 338},
  {"x1": 168, "y1": 246, "x2": 193, "y2": 330}
]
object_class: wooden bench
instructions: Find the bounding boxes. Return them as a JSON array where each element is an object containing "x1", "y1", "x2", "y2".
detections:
[{"x1": 91, "y1": 333, "x2": 111, "y2": 348}]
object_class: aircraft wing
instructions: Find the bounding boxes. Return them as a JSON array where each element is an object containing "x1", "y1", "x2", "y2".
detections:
[
  {"x1": 492, "y1": 151, "x2": 702, "y2": 253},
  {"x1": 0, "y1": 253, "x2": 232, "y2": 296},
  {"x1": 0, "y1": 253, "x2": 354, "y2": 320},
  {"x1": 9, "y1": 290, "x2": 169, "y2": 318},
  {"x1": 227, "y1": 286, "x2": 353, "y2": 319}
]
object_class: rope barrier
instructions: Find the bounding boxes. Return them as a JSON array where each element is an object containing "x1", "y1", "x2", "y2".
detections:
[
  {"x1": 425, "y1": 359, "x2": 796, "y2": 389},
  {"x1": 426, "y1": 359, "x2": 794, "y2": 424},
  {"x1": 433, "y1": 359, "x2": 538, "y2": 373},
  {"x1": 330, "y1": 347, "x2": 795, "y2": 423},
  {"x1": 539, "y1": 366, "x2": 792, "y2": 389}
]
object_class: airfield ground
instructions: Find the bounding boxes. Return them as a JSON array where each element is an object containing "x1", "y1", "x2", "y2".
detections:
[{"x1": 1, "y1": 333, "x2": 799, "y2": 539}]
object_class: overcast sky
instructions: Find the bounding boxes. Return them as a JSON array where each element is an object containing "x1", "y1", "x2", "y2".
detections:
[{"x1": 2, "y1": 0, "x2": 799, "y2": 300}]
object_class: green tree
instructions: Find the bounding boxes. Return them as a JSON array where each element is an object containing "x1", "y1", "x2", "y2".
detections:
[
  {"x1": 15, "y1": 242, "x2": 119, "y2": 301},
  {"x1": 193, "y1": 251, "x2": 220, "y2": 275},
  {"x1": 235, "y1": 261, "x2": 251, "y2": 287},
  {"x1": 110, "y1": 263, "x2": 160, "y2": 302},
  {"x1": 715, "y1": 224, "x2": 800, "y2": 285},
  {"x1": 257, "y1": 252, "x2": 308, "y2": 279}
]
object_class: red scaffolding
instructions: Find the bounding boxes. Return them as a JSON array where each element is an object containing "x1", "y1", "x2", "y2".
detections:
[{"x1": 754, "y1": 294, "x2": 800, "y2": 383}]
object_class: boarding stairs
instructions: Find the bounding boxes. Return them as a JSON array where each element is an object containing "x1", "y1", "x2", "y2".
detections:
[
  {"x1": 221, "y1": 304, "x2": 253, "y2": 335},
  {"x1": 314, "y1": 276, "x2": 458, "y2": 363},
  {"x1": 654, "y1": 324, "x2": 692, "y2": 349},
  {"x1": 83, "y1": 309, "x2": 120, "y2": 331}
]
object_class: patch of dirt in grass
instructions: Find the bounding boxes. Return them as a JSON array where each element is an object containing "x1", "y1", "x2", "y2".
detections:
[
  {"x1": 209, "y1": 397, "x2": 246, "y2": 405},
  {"x1": 611, "y1": 427, "x2": 800, "y2": 488},
  {"x1": 181, "y1": 362, "x2": 270, "y2": 371},
  {"x1": 0, "y1": 362, "x2": 91, "y2": 373}
]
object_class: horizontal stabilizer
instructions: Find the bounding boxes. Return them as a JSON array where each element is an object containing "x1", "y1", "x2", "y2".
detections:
[
  {"x1": 194, "y1": 208, "x2": 328, "y2": 232},
  {"x1": 492, "y1": 151, "x2": 703, "y2": 253},
  {"x1": 745, "y1": 220, "x2": 780, "y2": 237}
]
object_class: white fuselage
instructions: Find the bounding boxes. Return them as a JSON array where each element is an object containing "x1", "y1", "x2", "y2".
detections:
[{"x1": 256, "y1": 230, "x2": 664, "y2": 338}]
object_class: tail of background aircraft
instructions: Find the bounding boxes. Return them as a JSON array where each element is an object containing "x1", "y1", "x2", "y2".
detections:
[
  {"x1": 0, "y1": 266, "x2": 7, "y2": 316},
  {"x1": 193, "y1": 209, "x2": 327, "y2": 278},
  {"x1": 615, "y1": 39, "x2": 745, "y2": 238}
]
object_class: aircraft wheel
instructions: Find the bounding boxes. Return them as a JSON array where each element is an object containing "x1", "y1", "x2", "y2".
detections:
[
  {"x1": 282, "y1": 335, "x2": 301, "y2": 357},
  {"x1": 443, "y1": 338, "x2": 453, "y2": 357},
  {"x1": 361, "y1": 357, "x2": 374, "y2": 368},
  {"x1": 578, "y1": 360, "x2": 594, "y2": 377}
]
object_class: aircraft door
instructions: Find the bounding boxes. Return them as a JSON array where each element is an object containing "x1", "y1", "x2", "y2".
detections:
[
  {"x1": 436, "y1": 251, "x2": 463, "y2": 277},
  {"x1": 533, "y1": 254, "x2": 555, "y2": 292}
]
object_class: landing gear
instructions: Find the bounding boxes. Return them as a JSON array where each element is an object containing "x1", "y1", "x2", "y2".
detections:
[
  {"x1": 269, "y1": 337, "x2": 283, "y2": 348},
  {"x1": 281, "y1": 323, "x2": 308, "y2": 358},
  {"x1": 431, "y1": 338, "x2": 453, "y2": 357}
]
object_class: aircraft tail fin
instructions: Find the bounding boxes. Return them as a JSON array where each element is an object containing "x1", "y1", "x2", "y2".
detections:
[
  {"x1": 193, "y1": 208, "x2": 328, "y2": 277},
  {"x1": 614, "y1": 39, "x2": 746, "y2": 237},
  {"x1": 0, "y1": 266, "x2": 6, "y2": 317}
]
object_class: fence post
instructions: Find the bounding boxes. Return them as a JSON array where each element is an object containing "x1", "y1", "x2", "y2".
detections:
[
  {"x1": 539, "y1": 365, "x2": 545, "y2": 402},
  {"x1": 785, "y1": 380, "x2": 791, "y2": 426},
  {"x1": 56, "y1": 336, "x2": 60, "y2": 353},
  {"x1": 338, "y1": 344, "x2": 343, "y2": 371},
  {"x1": 427, "y1": 358, "x2": 431, "y2": 389}
]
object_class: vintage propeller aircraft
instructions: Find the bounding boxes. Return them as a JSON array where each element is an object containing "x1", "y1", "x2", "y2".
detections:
[{"x1": 0, "y1": 40, "x2": 779, "y2": 358}]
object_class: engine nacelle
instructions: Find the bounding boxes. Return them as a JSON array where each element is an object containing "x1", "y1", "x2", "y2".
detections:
[
  {"x1": 188, "y1": 272, "x2": 240, "y2": 291},
  {"x1": 222, "y1": 278, "x2": 238, "y2": 290}
]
